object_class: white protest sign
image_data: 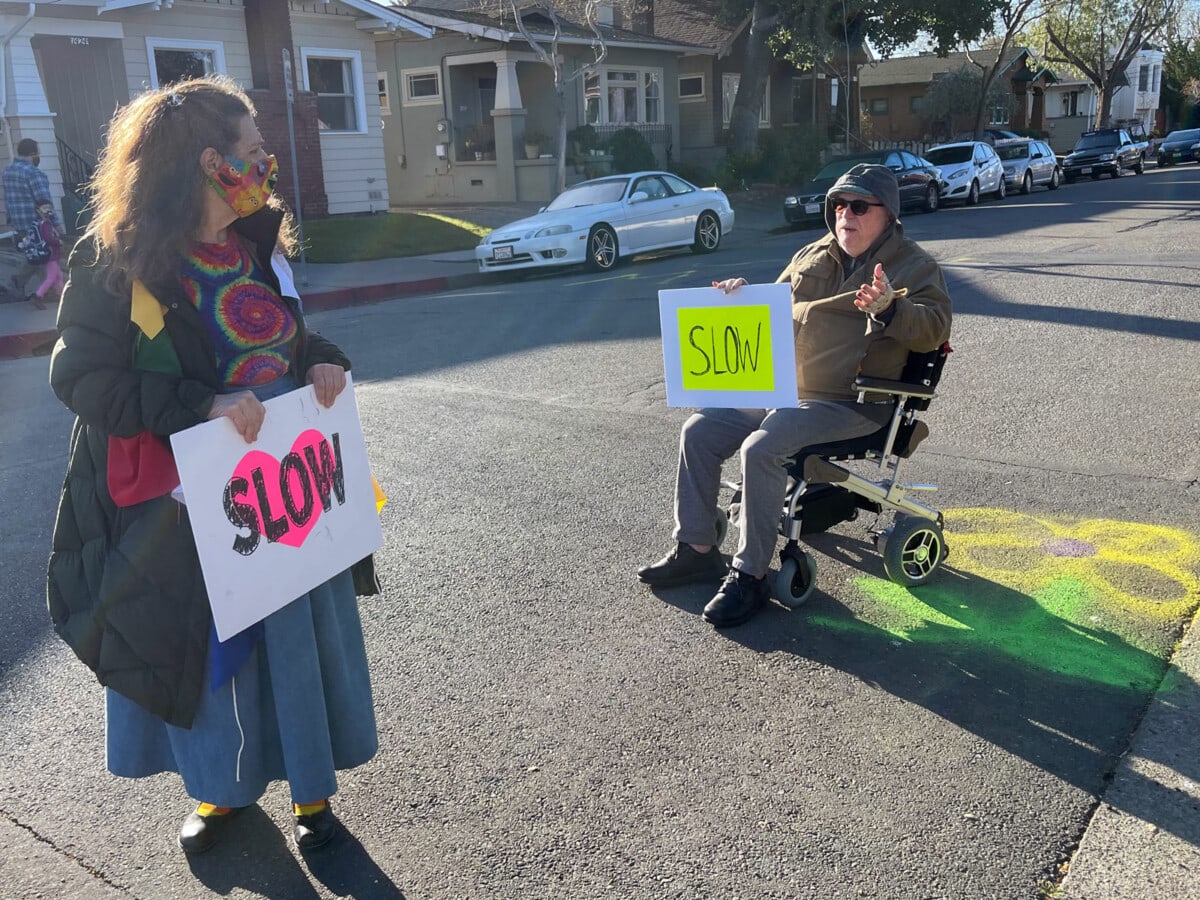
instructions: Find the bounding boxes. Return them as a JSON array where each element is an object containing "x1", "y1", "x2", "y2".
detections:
[
  {"x1": 658, "y1": 283, "x2": 798, "y2": 408},
  {"x1": 170, "y1": 373, "x2": 382, "y2": 641}
]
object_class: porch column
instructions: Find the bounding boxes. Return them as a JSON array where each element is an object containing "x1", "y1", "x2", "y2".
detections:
[{"x1": 492, "y1": 59, "x2": 525, "y2": 202}]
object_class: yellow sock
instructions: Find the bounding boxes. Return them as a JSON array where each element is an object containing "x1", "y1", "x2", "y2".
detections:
[
  {"x1": 195, "y1": 803, "x2": 233, "y2": 817},
  {"x1": 293, "y1": 800, "x2": 328, "y2": 817}
]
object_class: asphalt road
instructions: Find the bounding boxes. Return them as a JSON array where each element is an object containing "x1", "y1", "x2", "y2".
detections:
[{"x1": 1, "y1": 166, "x2": 1198, "y2": 899}]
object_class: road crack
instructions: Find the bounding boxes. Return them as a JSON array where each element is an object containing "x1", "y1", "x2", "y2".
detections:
[{"x1": 0, "y1": 806, "x2": 137, "y2": 897}]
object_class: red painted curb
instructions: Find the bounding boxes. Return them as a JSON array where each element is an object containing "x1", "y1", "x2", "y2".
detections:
[
  {"x1": 0, "y1": 328, "x2": 57, "y2": 361},
  {"x1": 301, "y1": 278, "x2": 452, "y2": 312},
  {"x1": 0, "y1": 276, "x2": 488, "y2": 360}
]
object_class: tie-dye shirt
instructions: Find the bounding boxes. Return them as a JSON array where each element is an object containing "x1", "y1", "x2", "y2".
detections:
[{"x1": 180, "y1": 236, "x2": 297, "y2": 387}]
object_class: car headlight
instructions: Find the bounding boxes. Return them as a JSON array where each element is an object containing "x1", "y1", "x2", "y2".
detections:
[
  {"x1": 784, "y1": 196, "x2": 798, "y2": 206},
  {"x1": 1191, "y1": 142, "x2": 1200, "y2": 150},
  {"x1": 531, "y1": 224, "x2": 572, "y2": 238},
  {"x1": 947, "y1": 167, "x2": 967, "y2": 180},
  {"x1": 1098, "y1": 153, "x2": 1115, "y2": 161}
]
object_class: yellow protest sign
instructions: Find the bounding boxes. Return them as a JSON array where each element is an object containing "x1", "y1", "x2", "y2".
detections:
[
  {"x1": 678, "y1": 305, "x2": 774, "y2": 392},
  {"x1": 658, "y1": 283, "x2": 796, "y2": 409}
]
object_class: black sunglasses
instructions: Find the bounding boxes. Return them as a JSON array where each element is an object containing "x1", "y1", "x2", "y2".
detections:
[{"x1": 829, "y1": 197, "x2": 884, "y2": 216}]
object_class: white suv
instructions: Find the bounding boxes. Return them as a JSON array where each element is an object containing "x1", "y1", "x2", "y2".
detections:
[
  {"x1": 994, "y1": 138, "x2": 1062, "y2": 193},
  {"x1": 924, "y1": 141, "x2": 1006, "y2": 205}
]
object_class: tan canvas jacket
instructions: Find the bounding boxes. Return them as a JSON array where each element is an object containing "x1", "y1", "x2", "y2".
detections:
[{"x1": 775, "y1": 223, "x2": 952, "y2": 401}]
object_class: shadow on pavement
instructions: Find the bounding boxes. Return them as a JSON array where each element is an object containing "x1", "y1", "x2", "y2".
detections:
[
  {"x1": 182, "y1": 805, "x2": 406, "y2": 898},
  {"x1": 654, "y1": 530, "x2": 1200, "y2": 846}
]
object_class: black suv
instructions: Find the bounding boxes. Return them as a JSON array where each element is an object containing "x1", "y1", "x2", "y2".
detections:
[{"x1": 1062, "y1": 129, "x2": 1145, "y2": 181}]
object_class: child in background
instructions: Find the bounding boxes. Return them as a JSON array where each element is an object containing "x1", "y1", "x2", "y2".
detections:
[{"x1": 30, "y1": 197, "x2": 63, "y2": 309}]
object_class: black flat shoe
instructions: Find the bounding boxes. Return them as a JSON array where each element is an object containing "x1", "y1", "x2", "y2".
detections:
[
  {"x1": 702, "y1": 568, "x2": 769, "y2": 628},
  {"x1": 638, "y1": 542, "x2": 726, "y2": 587},
  {"x1": 178, "y1": 806, "x2": 245, "y2": 854},
  {"x1": 294, "y1": 804, "x2": 338, "y2": 851}
]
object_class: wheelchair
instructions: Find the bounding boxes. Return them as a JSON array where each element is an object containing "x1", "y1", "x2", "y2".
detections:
[{"x1": 716, "y1": 342, "x2": 952, "y2": 608}]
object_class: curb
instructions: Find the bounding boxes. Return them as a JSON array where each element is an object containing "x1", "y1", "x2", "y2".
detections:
[{"x1": 0, "y1": 272, "x2": 493, "y2": 361}]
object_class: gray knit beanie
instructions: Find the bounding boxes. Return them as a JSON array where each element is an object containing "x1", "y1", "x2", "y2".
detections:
[{"x1": 823, "y1": 163, "x2": 901, "y2": 232}]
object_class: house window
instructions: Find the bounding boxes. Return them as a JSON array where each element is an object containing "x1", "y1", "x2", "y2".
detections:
[
  {"x1": 869, "y1": 97, "x2": 888, "y2": 116},
  {"x1": 679, "y1": 74, "x2": 705, "y2": 101},
  {"x1": 1062, "y1": 91, "x2": 1079, "y2": 117},
  {"x1": 583, "y1": 67, "x2": 664, "y2": 125},
  {"x1": 990, "y1": 103, "x2": 1010, "y2": 125},
  {"x1": 402, "y1": 68, "x2": 442, "y2": 106},
  {"x1": 909, "y1": 95, "x2": 922, "y2": 114},
  {"x1": 378, "y1": 72, "x2": 391, "y2": 116},
  {"x1": 1138, "y1": 64, "x2": 1149, "y2": 91},
  {"x1": 721, "y1": 73, "x2": 769, "y2": 127},
  {"x1": 1153, "y1": 65, "x2": 1161, "y2": 92},
  {"x1": 145, "y1": 38, "x2": 225, "y2": 89},
  {"x1": 301, "y1": 49, "x2": 367, "y2": 133}
]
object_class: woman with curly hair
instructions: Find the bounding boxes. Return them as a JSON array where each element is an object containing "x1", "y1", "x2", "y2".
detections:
[{"x1": 47, "y1": 74, "x2": 377, "y2": 854}]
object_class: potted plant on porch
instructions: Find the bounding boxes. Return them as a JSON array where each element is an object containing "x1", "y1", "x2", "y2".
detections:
[{"x1": 523, "y1": 129, "x2": 550, "y2": 160}]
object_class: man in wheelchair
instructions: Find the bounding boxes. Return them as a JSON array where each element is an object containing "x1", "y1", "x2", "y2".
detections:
[{"x1": 639, "y1": 164, "x2": 952, "y2": 627}]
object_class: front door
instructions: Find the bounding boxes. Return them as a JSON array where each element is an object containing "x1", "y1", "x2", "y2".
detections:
[{"x1": 32, "y1": 35, "x2": 130, "y2": 179}]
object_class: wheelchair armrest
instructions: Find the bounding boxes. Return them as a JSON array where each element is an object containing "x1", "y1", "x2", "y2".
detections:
[{"x1": 853, "y1": 375, "x2": 936, "y2": 399}]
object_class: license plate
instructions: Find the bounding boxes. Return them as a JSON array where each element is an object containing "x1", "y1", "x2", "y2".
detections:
[
  {"x1": 804, "y1": 203, "x2": 821, "y2": 214},
  {"x1": 492, "y1": 245, "x2": 513, "y2": 260},
  {"x1": 1081, "y1": 166, "x2": 1092, "y2": 175}
]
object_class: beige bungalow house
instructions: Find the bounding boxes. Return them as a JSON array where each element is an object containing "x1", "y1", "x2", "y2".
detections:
[
  {"x1": 372, "y1": 0, "x2": 710, "y2": 203},
  {"x1": 858, "y1": 47, "x2": 1057, "y2": 145},
  {"x1": 0, "y1": 0, "x2": 433, "y2": 230}
]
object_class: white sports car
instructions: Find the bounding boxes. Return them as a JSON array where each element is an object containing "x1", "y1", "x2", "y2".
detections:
[{"x1": 475, "y1": 170, "x2": 734, "y2": 273}]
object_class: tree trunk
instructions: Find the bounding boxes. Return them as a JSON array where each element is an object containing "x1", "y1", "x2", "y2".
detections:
[{"x1": 729, "y1": 0, "x2": 778, "y2": 157}]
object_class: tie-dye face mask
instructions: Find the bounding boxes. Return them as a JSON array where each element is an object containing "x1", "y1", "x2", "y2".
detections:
[{"x1": 208, "y1": 154, "x2": 279, "y2": 217}]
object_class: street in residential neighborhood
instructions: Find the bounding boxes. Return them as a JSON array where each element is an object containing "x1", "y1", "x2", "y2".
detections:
[{"x1": 1, "y1": 166, "x2": 1199, "y2": 898}]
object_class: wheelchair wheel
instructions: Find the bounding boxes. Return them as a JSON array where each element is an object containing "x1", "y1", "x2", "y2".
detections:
[
  {"x1": 881, "y1": 515, "x2": 946, "y2": 587},
  {"x1": 773, "y1": 552, "x2": 817, "y2": 609},
  {"x1": 714, "y1": 507, "x2": 729, "y2": 548}
]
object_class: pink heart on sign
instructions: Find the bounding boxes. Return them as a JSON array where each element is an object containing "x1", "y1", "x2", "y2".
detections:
[{"x1": 230, "y1": 429, "x2": 332, "y2": 548}]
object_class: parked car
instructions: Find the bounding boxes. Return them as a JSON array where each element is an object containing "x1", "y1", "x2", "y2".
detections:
[
  {"x1": 475, "y1": 171, "x2": 734, "y2": 273},
  {"x1": 1156, "y1": 128, "x2": 1200, "y2": 166},
  {"x1": 924, "y1": 141, "x2": 1007, "y2": 205},
  {"x1": 994, "y1": 138, "x2": 1062, "y2": 193},
  {"x1": 951, "y1": 128, "x2": 1022, "y2": 145},
  {"x1": 1062, "y1": 129, "x2": 1144, "y2": 181},
  {"x1": 782, "y1": 149, "x2": 941, "y2": 227}
]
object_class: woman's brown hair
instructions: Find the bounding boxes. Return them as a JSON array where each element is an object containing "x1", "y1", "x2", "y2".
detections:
[{"x1": 84, "y1": 74, "x2": 296, "y2": 295}]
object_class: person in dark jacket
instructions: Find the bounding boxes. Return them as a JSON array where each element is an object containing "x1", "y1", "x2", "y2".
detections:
[
  {"x1": 638, "y1": 165, "x2": 952, "y2": 628},
  {"x1": 47, "y1": 75, "x2": 377, "y2": 855}
]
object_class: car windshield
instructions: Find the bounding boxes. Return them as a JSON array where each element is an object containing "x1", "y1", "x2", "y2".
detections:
[
  {"x1": 545, "y1": 178, "x2": 630, "y2": 210},
  {"x1": 813, "y1": 157, "x2": 879, "y2": 181},
  {"x1": 1165, "y1": 129, "x2": 1200, "y2": 144},
  {"x1": 996, "y1": 144, "x2": 1031, "y2": 160},
  {"x1": 1074, "y1": 133, "x2": 1119, "y2": 150},
  {"x1": 925, "y1": 146, "x2": 972, "y2": 165}
]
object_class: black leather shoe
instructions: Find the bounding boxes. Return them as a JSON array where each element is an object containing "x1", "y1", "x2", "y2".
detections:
[
  {"x1": 638, "y1": 543, "x2": 726, "y2": 587},
  {"x1": 178, "y1": 806, "x2": 245, "y2": 854},
  {"x1": 294, "y1": 804, "x2": 338, "y2": 851},
  {"x1": 702, "y1": 568, "x2": 769, "y2": 627}
]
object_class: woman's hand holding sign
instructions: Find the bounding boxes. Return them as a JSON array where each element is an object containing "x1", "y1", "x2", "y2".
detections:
[
  {"x1": 208, "y1": 391, "x2": 266, "y2": 444},
  {"x1": 307, "y1": 364, "x2": 347, "y2": 409},
  {"x1": 854, "y1": 263, "x2": 896, "y2": 315}
]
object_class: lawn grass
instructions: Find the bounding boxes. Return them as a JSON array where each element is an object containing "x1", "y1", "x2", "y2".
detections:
[{"x1": 299, "y1": 211, "x2": 491, "y2": 263}]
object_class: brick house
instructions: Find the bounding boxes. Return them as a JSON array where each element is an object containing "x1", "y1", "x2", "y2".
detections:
[{"x1": 858, "y1": 47, "x2": 1057, "y2": 144}]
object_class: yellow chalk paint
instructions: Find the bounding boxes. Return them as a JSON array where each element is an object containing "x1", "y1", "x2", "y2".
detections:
[{"x1": 678, "y1": 305, "x2": 774, "y2": 392}]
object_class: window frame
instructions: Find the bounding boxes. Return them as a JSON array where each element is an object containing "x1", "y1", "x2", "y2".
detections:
[
  {"x1": 300, "y1": 47, "x2": 368, "y2": 135},
  {"x1": 401, "y1": 65, "x2": 443, "y2": 108},
  {"x1": 582, "y1": 66, "x2": 665, "y2": 126},
  {"x1": 678, "y1": 73, "x2": 705, "y2": 102},
  {"x1": 721, "y1": 73, "x2": 770, "y2": 128},
  {"x1": 145, "y1": 37, "x2": 226, "y2": 89},
  {"x1": 869, "y1": 97, "x2": 889, "y2": 116}
]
